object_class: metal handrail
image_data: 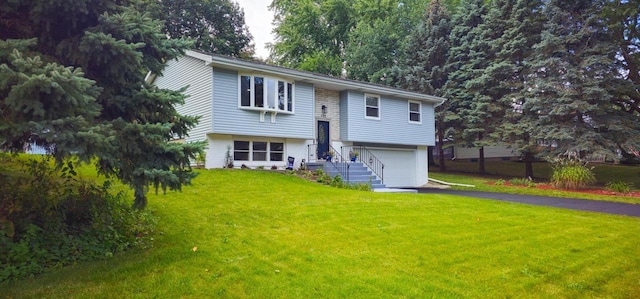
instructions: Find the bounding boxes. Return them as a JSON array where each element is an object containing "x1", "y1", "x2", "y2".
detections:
[{"x1": 341, "y1": 145, "x2": 384, "y2": 184}]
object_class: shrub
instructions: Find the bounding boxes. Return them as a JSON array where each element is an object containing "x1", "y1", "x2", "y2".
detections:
[
  {"x1": 0, "y1": 157, "x2": 156, "y2": 282},
  {"x1": 550, "y1": 158, "x2": 596, "y2": 190},
  {"x1": 509, "y1": 178, "x2": 529, "y2": 186},
  {"x1": 606, "y1": 181, "x2": 632, "y2": 193},
  {"x1": 495, "y1": 179, "x2": 506, "y2": 186}
]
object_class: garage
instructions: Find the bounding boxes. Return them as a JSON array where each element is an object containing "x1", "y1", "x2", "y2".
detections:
[{"x1": 368, "y1": 148, "x2": 418, "y2": 187}]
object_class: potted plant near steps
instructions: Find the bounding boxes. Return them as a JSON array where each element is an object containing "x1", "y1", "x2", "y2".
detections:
[
  {"x1": 326, "y1": 150, "x2": 335, "y2": 162},
  {"x1": 350, "y1": 150, "x2": 359, "y2": 162}
]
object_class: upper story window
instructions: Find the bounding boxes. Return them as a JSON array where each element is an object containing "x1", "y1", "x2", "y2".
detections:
[
  {"x1": 365, "y1": 94, "x2": 380, "y2": 119},
  {"x1": 239, "y1": 74, "x2": 294, "y2": 113},
  {"x1": 409, "y1": 100, "x2": 421, "y2": 124}
]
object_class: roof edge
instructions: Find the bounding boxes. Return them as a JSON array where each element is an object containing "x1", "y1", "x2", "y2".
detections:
[{"x1": 184, "y1": 50, "x2": 447, "y2": 104}]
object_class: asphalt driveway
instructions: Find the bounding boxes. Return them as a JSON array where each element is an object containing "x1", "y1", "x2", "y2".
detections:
[{"x1": 415, "y1": 188, "x2": 640, "y2": 218}]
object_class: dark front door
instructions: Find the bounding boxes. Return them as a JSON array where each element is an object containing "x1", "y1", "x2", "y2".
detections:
[{"x1": 317, "y1": 121, "x2": 330, "y2": 160}]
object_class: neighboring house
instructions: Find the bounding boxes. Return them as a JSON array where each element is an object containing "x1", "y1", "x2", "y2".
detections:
[
  {"x1": 148, "y1": 50, "x2": 445, "y2": 188},
  {"x1": 449, "y1": 146, "x2": 519, "y2": 161}
]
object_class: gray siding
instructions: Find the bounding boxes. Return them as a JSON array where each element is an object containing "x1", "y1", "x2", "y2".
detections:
[
  {"x1": 342, "y1": 91, "x2": 435, "y2": 146},
  {"x1": 211, "y1": 68, "x2": 314, "y2": 139},
  {"x1": 152, "y1": 56, "x2": 212, "y2": 143}
]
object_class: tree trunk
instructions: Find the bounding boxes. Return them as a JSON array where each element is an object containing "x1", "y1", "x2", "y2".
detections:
[
  {"x1": 132, "y1": 188, "x2": 147, "y2": 210},
  {"x1": 524, "y1": 150, "x2": 534, "y2": 179},
  {"x1": 478, "y1": 132, "x2": 485, "y2": 175},
  {"x1": 437, "y1": 127, "x2": 446, "y2": 172},
  {"x1": 478, "y1": 146, "x2": 485, "y2": 175}
]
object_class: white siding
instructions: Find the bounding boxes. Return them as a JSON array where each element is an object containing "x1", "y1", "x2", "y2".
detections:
[
  {"x1": 368, "y1": 148, "x2": 423, "y2": 187},
  {"x1": 454, "y1": 146, "x2": 518, "y2": 159},
  {"x1": 207, "y1": 134, "x2": 309, "y2": 169},
  {"x1": 153, "y1": 56, "x2": 212, "y2": 143}
]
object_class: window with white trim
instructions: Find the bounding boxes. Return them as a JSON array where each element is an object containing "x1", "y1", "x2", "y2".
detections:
[
  {"x1": 409, "y1": 101, "x2": 421, "y2": 123},
  {"x1": 365, "y1": 94, "x2": 380, "y2": 119},
  {"x1": 233, "y1": 140, "x2": 285, "y2": 161},
  {"x1": 239, "y1": 75, "x2": 294, "y2": 113}
]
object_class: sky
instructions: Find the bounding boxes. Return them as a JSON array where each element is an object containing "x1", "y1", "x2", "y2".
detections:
[{"x1": 234, "y1": 0, "x2": 275, "y2": 59}]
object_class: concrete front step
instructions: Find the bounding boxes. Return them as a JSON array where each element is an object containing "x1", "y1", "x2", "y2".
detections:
[{"x1": 308, "y1": 161, "x2": 386, "y2": 189}]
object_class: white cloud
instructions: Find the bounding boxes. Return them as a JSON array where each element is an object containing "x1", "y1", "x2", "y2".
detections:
[{"x1": 234, "y1": 0, "x2": 275, "y2": 59}]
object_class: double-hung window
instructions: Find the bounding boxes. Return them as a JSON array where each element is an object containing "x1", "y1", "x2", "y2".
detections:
[
  {"x1": 365, "y1": 94, "x2": 380, "y2": 119},
  {"x1": 408, "y1": 101, "x2": 421, "y2": 124},
  {"x1": 239, "y1": 75, "x2": 294, "y2": 113},
  {"x1": 233, "y1": 141, "x2": 285, "y2": 162}
]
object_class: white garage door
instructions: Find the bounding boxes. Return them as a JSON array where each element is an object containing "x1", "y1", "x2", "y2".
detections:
[{"x1": 368, "y1": 148, "x2": 417, "y2": 187}]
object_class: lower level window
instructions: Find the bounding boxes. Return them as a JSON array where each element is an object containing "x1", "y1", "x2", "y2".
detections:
[{"x1": 234, "y1": 141, "x2": 284, "y2": 161}]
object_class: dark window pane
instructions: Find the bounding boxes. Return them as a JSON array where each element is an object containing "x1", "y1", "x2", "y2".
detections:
[
  {"x1": 366, "y1": 96, "x2": 378, "y2": 107},
  {"x1": 366, "y1": 107, "x2": 379, "y2": 117},
  {"x1": 287, "y1": 83, "x2": 293, "y2": 112},
  {"x1": 240, "y1": 76, "x2": 251, "y2": 106},
  {"x1": 253, "y1": 152, "x2": 267, "y2": 161},
  {"x1": 270, "y1": 142, "x2": 284, "y2": 151},
  {"x1": 278, "y1": 81, "x2": 285, "y2": 110},
  {"x1": 234, "y1": 152, "x2": 249, "y2": 161},
  {"x1": 254, "y1": 77, "x2": 264, "y2": 107},
  {"x1": 234, "y1": 141, "x2": 249, "y2": 150},
  {"x1": 410, "y1": 112, "x2": 420, "y2": 122},
  {"x1": 253, "y1": 142, "x2": 267, "y2": 151},
  {"x1": 270, "y1": 153, "x2": 283, "y2": 161},
  {"x1": 409, "y1": 102, "x2": 420, "y2": 112}
]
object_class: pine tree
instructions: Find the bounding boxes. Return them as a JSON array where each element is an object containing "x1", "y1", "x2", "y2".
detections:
[
  {"x1": 0, "y1": 0, "x2": 205, "y2": 209},
  {"x1": 460, "y1": 0, "x2": 511, "y2": 175},
  {"x1": 443, "y1": 0, "x2": 487, "y2": 172},
  {"x1": 526, "y1": 0, "x2": 640, "y2": 160},
  {"x1": 396, "y1": 0, "x2": 452, "y2": 169},
  {"x1": 491, "y1": 0, "x2": 544, "y2": 178}
]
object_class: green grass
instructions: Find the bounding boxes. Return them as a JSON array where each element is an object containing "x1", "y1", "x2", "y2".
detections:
[
  {"x1": 436, "y1": 160, "x2": 640, "y2": 188},
  {"x1": 429, "y1": 172, "x2": 640, "y2": 204},
  {"x1": 2, "y1": 169, "x2": 640, "y2": 297}
]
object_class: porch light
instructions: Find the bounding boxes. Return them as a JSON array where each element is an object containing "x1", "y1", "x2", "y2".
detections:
[{"x1": 321, "y1": 105, "x2": 327, "y2": 117}]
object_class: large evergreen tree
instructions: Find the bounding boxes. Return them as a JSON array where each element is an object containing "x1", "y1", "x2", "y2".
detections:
[
  {"x1": 443, "y1": 0, "x2": 487, "y2": 171},
  {"x1": 396, "y1": 0, "x2": 451, "y2": 170},
  {"x1": 525, "y1": 0, "x2": 640, "y2": 160},
  {"x1": 0, "y1": 0, "x2": 204, "y2": 209},
  {"x1": 491, "y1": 0, "x2": 544, "y2": 178}
]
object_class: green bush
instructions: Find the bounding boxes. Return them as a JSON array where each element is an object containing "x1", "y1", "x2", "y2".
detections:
[
  {"x1": 0, "y1": 157, "x2": 156, "y2": 283},
  {"x1": 606, "y1": 181, "x2": 633, "y2": 193},
  {"x1": 550, "y1": 158, "x2": 596, "y2": 190},
  {"x1": 509, "y1": 178, "x2": 529, "y2": 186}
]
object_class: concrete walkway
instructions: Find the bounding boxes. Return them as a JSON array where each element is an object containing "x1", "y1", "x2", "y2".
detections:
[{"x1": 415, "y1": 188, "x2": 640, "y2": 218}]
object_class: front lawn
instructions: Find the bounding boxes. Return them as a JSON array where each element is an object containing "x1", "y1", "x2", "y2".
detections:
[
  {"x1": 434, "y1": 160, "x2": 640, "y2": 188},
  {"x1": 2, "y1": 170, "x2": 640, "y2": 297},
  {"x1": 429, "y1": 172, "x2": 640, "y2": 205}
]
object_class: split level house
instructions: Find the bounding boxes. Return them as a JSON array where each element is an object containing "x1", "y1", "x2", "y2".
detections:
[{"x1": 148, "y1": 50, "x2": 446, "y2": 188}]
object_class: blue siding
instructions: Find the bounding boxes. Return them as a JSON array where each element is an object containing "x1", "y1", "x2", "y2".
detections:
[
  {"x1": 343, "y1": 91, "x2": 435, "y2": 146},
  {"x1": 339, "y1": 91, "x2": 349, "y2": 140},
  {"x1": 212, "y1": 68, "x2": 314, "y2": 139},
  {"x1": 153, "y1": 56, "x2": 212, "y2": 143}
]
